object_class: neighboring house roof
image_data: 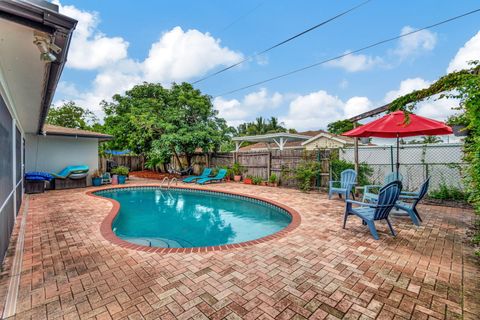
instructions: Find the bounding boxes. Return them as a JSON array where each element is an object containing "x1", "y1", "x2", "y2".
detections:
[
  {"x1": 238, "y1": 130, "x2": 356, "y2": 151},
  {"x1": 42, "y1": 124, "x2": 113, "y2": 140}
]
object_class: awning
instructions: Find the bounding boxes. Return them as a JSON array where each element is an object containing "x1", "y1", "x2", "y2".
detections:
[{"x1": 232, "y1": 133, "x2": 312, "y2": 151}]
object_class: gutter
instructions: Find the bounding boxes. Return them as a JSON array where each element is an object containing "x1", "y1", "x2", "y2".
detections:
[{"x1": 0, "y1": 0, "x2": 77, "y2": 134}]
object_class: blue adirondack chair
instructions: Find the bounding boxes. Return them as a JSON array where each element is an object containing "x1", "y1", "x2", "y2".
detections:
[
  {"x1": 329, "y1": 169, "x2": 357, "y2": 200},
  {"x1": 196, "y1": 169, "x2": 227, "y2": 185},
  {"x1": 183, "y1": 168, "x2": 212, "y2": 183},
  {"x1": 394, "y1": 178, "x2": 429, "y2": 225},
  {"x1": 344, "y1": 180, "x2": 402, "y2": 240},
  {"x1": 363, "y1": 172, "x2": 403, "y2": 202}
]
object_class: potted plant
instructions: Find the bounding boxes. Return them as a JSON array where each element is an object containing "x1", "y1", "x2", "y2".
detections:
[
  {"x1": 232, "y1": 162, "x2": 244, "y2": 182},
  {"x1": 91, "y1": 169, "x2": 103, "y2": 187},
  {"x1": 260, "y1": 180, "x2": 268, "y2": 186},
  {"x1": 243, "y1": 175, "x2": 253, "y2": 185},
  {"x1": 447, "y1": 113, "x2": 469, "y2": 136},
  {"x1": 252, "y1": 176, "x2": 262, "y2": 185},
  {"x1": 268, "y1": 173, "x2": 279, "y2": 187},
  {"x1": 112, "y1": 166, "x2": 129, "y2": 184}
]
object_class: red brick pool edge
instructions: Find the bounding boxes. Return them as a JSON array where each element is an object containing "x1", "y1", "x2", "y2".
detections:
[{"x1": 87, "y1": 184, "x2": 302, "y2": 254}]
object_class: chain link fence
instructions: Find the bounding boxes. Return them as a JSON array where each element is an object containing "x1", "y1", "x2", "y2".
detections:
[{"x1": 338, "y1": 143, "x2": 466, "y2": 192}]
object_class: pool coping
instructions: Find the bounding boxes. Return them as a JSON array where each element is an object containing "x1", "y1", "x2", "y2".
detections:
[{"x1": 86, "y1": 184, "x2": 302, "y2": 253}]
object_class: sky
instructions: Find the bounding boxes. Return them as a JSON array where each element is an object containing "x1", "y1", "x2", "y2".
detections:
[{"x1": 52, "y1": 0, "x2": 480, "y2": 133}]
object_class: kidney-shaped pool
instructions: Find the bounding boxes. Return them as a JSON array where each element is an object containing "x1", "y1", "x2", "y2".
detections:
[{"x1": 95, "y1": 187, "x2": 294, "y2": 248}]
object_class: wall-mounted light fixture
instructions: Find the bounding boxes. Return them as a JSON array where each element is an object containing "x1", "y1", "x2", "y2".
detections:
[{"x1": 33, "y1": 31, "x2": 61, "y2": 62}]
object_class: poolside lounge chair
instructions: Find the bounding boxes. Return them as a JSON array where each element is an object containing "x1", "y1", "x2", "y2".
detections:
[
  {"x1": 394, "y1": 178, "x2": 429, "y2": 225},
  {"x1": 102, "y1": 172, "x2": 112, "y2": 184},
  {"x1": 344, "y1": 180, "x2": 402, "y2": 240},
  {"x1": 51, "y1": 165, "x2": 89, "y2": 179},
  {"x1": 363, "y1": 172, "x2": 403, "y2": 202},
  {"x1": 329, "y1": 169, "x2": 357, "y2": 200},
  {"x1": 196, "y1": 169, "x2": 227, "y2": 185},
  {"x1": 183, "y1": 168, "x2": 212, "y2": 183}
]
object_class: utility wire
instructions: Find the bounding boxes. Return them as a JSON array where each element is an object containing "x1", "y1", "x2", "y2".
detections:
[
  {"x1": 215, "y1": 7, "x2": 480, "y2": 97},
  {"x1": 193, "y1": 0, "x2": 372, "y2": 84}
]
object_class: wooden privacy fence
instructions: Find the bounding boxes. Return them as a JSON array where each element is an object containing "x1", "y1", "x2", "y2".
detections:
[
  {"x1": 172, "y1": 149, "x2": 334, "y2": 188},
  {"x1": 99, "y1": 155, "x2": 145, "y2": 172}
]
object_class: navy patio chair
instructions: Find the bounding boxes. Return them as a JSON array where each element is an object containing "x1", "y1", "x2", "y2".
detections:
[
  {"x1": 394, "y1": 178, "x2": 429, "y2": 225},
  {"x1": 363, "y1": 171, "x2": 403, "y2": 203},
  {"x1": 344, "y1": 180, "x2": 402, "y2": 240},
  {"x1": 329, "y1": 169, "x2": 357, "y2": 200}
]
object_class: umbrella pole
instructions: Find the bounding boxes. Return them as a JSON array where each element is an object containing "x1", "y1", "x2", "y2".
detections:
[{"x1": 396, "y1": 134, "x2": 400, "y2": 179}]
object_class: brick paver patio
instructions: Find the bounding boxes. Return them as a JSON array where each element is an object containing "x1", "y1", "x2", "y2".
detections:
[{"x1": 0, "y1": 180, "x2": 478, "y2": 319}]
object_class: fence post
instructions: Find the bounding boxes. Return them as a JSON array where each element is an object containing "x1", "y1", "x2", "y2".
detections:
[
  {"x1": 390, "y1": 146, "x2": 394, "y2": 172},
  {"x1": 267, "y1": 151, "x2": 271, "y2": 179}
]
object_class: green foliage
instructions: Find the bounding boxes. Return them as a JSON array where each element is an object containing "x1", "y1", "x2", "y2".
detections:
[
  {"x1": 387, "y1": 60, "x2": 480, "y2": 251},
  {"x1": 252, "y1": 176, "x2": 263, "y2": 185},
  {"x1": 236, "y1": 117, "x2": 289, "y2": 136},
  {"x1": 429, "y1": 183, "x2": 468, "y2": 201},
  {"x1": 269, "y1": 173, "x2": 278, "y2": 184},
  {"x1": 102, "y1": 82, "x2": 232, "y2": 169},
  {"x1": 112, "y1": 166, "x2": 129, "y2": 176},
  {"x1": 46, "y1": 101, "x2": 98, "y2": 130},
  {"x1": 447, "y1": 113, "x2": 469, "y2": 126},
  {"x1": 330, "y1": 158, "x2": 372, "y2": 186},
  {"x1": 407, "y1": 136, "x2": 443, "y2": 144},
  {"x1": 327, "y1": 119, "x2": 359, "y2": 135},
  {"x1": 291, "y1": 161, "x2": 322, "y2": 192},
  {"x1": 231, "y1": 162, "x2": 244, "y2": 175}
]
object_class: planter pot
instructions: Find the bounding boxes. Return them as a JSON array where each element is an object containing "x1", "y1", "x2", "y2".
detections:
[
  {"x1": 112, "y1": 174, "x2": 118, "y2": 185},
  {"x1": 92, "y1": 177, "x2": 103, "y2": 187},
  {"x1": 118, "y1": 175, "x2": 127, "y2": 184},
  {"x1": 243, "y1": 178, "x2": 252, "y2": 185},
  {"x1": 452, "y1": 125, "x2": 469, "y2": 137},
  {"x1": 269, "y1": 182, "x2": 278, "y2": 187},
  {"x1": 226, "y1": 176, "x2": 231, "y2": 182},
  {"x1": 234, "y1": 175, "x2": 242, "y2": 182},
  {"x1": 260, "y1": 181, "x2": 268, "y2": 186}
]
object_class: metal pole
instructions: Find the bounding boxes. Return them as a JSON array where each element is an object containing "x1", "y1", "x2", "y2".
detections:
[
  {"x1": 396, "y1": 134, "x2": 400, "y2": 178},
  {"x1": 390, "y1": 145, "x2": 394, "y2": 172},
  {"x1": 353, "y1": 123, "x2": 359, "y2": 175}
]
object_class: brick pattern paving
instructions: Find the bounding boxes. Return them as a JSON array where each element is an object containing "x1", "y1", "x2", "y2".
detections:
[{"x1": 0, "y1": 179, "x2": 478, "y2": 319}]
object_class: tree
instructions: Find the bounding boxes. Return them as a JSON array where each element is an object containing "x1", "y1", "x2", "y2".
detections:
[
  {"x1": 407, "y1": 136, "x2": 443, "y2": 144},
  {"x1": 46, "y1": 101, "x2": 98, "y2": 129},
  {"x1": 102, "y1": 82, "x2": 232, "y2": 169},
  {"x1": 236, "y1": 116, "x2": 289, "y2": 136},
  {"x1": 327, "y1": 119, "x2": 359, "y2": 135}
]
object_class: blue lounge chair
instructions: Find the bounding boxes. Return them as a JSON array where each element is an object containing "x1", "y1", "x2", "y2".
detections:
[
  {"x1": 51, "y1": 165, "x2": 89, "y2": 179},
  {"x1": 196, "y1": 169, "x2": 227, "y2": 185},
  {"x1": 329, "y1": 169, "x2": 357, "y2": 200},
  {"x1": 394, "y1": 178, "x2": 429, "y2": 225},
  {"x1": 344, "y1": 181, "x2": 402, "y2": 240},
  {"x1": 363, "y1": 172, "x2": 403, "y2": 202},
  {"x1": 183, "y1": 168, "x2": 212, "y2": 183}
]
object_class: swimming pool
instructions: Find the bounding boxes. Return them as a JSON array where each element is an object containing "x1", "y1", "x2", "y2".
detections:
[{"x1": 95, "y1": 187, "x2": 294, "y2": 249}]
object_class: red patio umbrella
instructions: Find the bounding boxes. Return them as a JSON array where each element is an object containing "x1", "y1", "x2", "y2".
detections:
[{"x1": 342, "y1": 111, "x2": 452, "y2": 173}]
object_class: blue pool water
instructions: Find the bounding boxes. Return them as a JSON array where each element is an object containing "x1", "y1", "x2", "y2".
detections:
[{"x1": 96, "y1": 187, "x2": 292, "y2": 248}]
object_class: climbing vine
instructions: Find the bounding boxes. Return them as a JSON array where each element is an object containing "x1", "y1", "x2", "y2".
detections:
[{"x1": 388, "y1": 61, "x2": 480, "y2": 253}]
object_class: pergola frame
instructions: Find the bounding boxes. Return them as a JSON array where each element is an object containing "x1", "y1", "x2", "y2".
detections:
[{"x1": 232, "y1": 133, "x2": 312, "y2": 152}]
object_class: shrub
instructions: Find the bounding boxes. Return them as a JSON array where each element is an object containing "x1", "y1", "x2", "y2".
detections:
[
  {"x1": 112, "y1": 166, "x2": 129, "y2": 176},
  {"x1": 269, "y1": 173, "x2": 278, "y2": 184},
  {"x1": 330, "y1": 158, "x2": 372, "y2": 186},
  {"x1": 429, "y1": 183, "x2": 469, "y2": 201},
  {"x1": 252, "y1": 176, "x2": 263, "y2": 185},
  {"x1": 231, "y1": 162, "x2": 245, "y2": 175},
  {"x1": 293, "y1": 161, "x2": 322, "y2": 192}
]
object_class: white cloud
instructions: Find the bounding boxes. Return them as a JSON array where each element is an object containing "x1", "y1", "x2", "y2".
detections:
[
  {"x1": 447, "y1": 31, "x2": 480, "y2": 73},
  {"x1": 326, "y1": 52, "x2": 383, "y2": 72},
  {"x1": 416, "y1": 97, "x2": 458, "y2": 121},
  {"x1": 143, "y1": 27, "x2": 242, "y2": 83},
  {"x1": 279, "y1": 90, "x2": 372, "y2": 131},
  {"x1": 54, "y1": 2, "x2": 245, "y2": 118},
  {"x1": 344, "y1": 96, "x2": 372, "y2": 118},
  {"x1": 54, "y1": 1, "x2": 129, "y2": 70},
  {"x1": 213, "y1": 88, "x2": 283, "y2": 126},
  {"x1": 383, "y1": 77, "x2": 430, "y2": 103},
  {"x1": 393, "y1": 26, "x2": 437, "y2": 59}
]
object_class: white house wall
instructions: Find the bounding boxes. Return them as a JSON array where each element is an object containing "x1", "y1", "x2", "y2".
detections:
[{"x1": 25, "y1": 134, "x2": 99, "y2": 185}]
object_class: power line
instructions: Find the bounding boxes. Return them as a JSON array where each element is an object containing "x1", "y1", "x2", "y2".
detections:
[
  {"x1": 215, "y1": 7, "x2": 480, "y2": 97},
  {"x1": 193, "y1": 0, "x2": 372, "y2": 84}
]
